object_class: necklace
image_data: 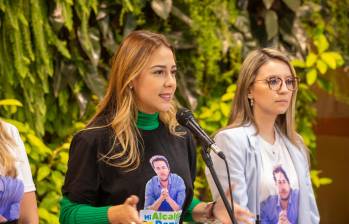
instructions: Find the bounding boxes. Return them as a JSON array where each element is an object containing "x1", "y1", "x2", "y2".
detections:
[{"x1": 260, "y1": 134, "x2": 281, "y2": 164}]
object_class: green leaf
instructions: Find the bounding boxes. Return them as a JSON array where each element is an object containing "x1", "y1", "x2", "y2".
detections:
[
  {"x1": 198, "y1": 108, "x2": 213, "y2": 119},
  {"x1": 77, "y1": 25, "x2": 101, "y2": 66},
  {"x1": 314, "y1": 34, "x2": 329, "y2": 53},
  {"x1": 316, "y1": 60, "x2": 328, "y2": 74},
  {"x1": 282, "y1": 0, "x2": 300, "y2": 12},
  {"x1": 51, "y1": 171, "x2": 64, "y2": 189},
  {"x1": 59, "y1": 151, "x2": 69, "y2": 164},
  {"x1": 211, "y1": 111, "x2": 222, "y2": 122},
  {"x1": 0, "y1": 99, "x2": 23, "y2": 107},
  {"x1": 40, "y1": 191, "x2": 60, "y2": 211},
  {"x1": 320, "y1": 52, "x2": 337, "y2": 69},
  {"x1": 79, "y1": 64, "x2": 107, "y2": 99},
  {"x1": 317, "y1": 77, "x2": 333, "y2": 92},
  {"x1": 220, "y1": 102, "x2": 230, "y2": 117},
  {"x1": 263, "y1": 0, "x2": 274, "y2": 9},
  {"x1": 210, "y1": 101, "x2": 220, "y2": 111},
  {"x1": 325, "y1": 51, "x2": 344, "y2": 67},
  {"x1": 151, "y1": 0, "x2": 172, "y2": 20},
  {"x1": 291, "y1": 59, "x2": 305, "y2": 68},
  {"x1": 310, "y1": 170, "x2": 332, "y2": 188},
  {"x1": 227, "y1": 84, "x2": 237, "y2": 93},
  {"x1": 319, "y1": 177, "x2": 333, "y2": 185},
  {"x1": 221, "y1": 92, "x2": 234, "y2": 101},
  {"x1": 38, "y1": 206, "x2": 59, "y2": 223},
  {"x1": 305, "y1": 52, "x2": 317, "y2": 67},
  {"x1": 38, "y1": 207, "x2": 51, "y2": 221},
  {"x1": 311, "y1": 170, "x2": 320, "y2": 176},
  {"x1": 27, "y1": 134, "x2": 51, "y2": 155},
  {"x1": 265, "y1": 10, "x2": 278, "y2": 40},
  {"x1": 306, "y1": 68, "x2": 317, "y2": 85},
  {"x1": 37, "y1": 166, "x2": 51, "y2": 181}
]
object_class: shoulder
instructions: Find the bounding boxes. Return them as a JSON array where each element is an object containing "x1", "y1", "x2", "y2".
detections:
[
  {"x1": 1, "y1": 120, "x2": 20, "y2": 138},
  {"x1": 169, "y1": 174, "x2": 185, "y2": 190},
  {"x1": 146, "y1": 175, "x2": 157, "y2": 183},
  {"x1": 0, "y1": 121, "x2": 24, "y2": 153},
  {"x1": 69, "y1": 125, "x2": 114, "y2": 155},
  {"x1": 73, "y1": 125, "x2": 113, "y2": 144},
  {"x1": 215, "y1": 125, "x2": 251, "y2": 143},
  {"x1": 216, "y1": 126, "x2": 246, "y2": 137},
  {"x1": 146, "y1": 175, "x2": 159, "y2": 188},
  {"x1": 261, "y1": 195, "x2": 278, "y2": 207},
  {"x1": 170, "y1": 173, "x2": 184, "y2": 181}
]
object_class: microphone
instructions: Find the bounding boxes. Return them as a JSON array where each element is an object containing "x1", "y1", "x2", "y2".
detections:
[{"x1": 176, "y1": 108, "x2": 225, "y2": 159}]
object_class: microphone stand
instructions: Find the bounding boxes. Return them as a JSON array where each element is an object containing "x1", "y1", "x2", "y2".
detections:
[{"x1": 201, "y1": 145, "x2": 237, "y2": 224}]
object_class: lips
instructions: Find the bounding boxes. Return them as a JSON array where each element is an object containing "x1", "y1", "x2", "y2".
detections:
[
  {"x1": 275, "y1": 100, "x2": 289, "y2": 103},
  {"x1": 159, "y1": 93, "x2": 172, "y2": 101}
]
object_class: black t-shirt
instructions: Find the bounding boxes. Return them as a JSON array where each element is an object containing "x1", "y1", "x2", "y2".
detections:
[{"x1": 62, "y1": 121, "x2": 197, "y2": 217}]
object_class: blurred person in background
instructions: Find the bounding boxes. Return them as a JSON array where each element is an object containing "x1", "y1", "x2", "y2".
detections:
[{"x1": 0, "y1": 120, "x2": 38, "y2": 224}]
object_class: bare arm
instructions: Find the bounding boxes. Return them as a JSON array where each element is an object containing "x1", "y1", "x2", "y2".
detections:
[{"x1": 19, "y1": 191, "x2": 39, "y2": 224}]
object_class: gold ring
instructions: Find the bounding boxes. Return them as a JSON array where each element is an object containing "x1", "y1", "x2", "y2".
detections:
[{"x1": 130, "y1": 222, "x2": 136, "y2": 224}]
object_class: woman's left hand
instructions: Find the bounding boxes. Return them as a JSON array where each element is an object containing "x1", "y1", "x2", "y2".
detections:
[
  {"x1": 213, "y1": 189, "x2": 255, "y2": 224},
  {"x1": 214, "y1": 200, "x2": 254, "y2": 224}
]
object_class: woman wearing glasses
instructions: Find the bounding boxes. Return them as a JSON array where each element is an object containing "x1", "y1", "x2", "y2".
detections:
[{"x1": 206, "y1": 48, "x2": 319, "y2": 224}]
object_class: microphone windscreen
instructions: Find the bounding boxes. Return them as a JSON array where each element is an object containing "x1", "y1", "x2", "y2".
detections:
[{"x1": 176, "y1": 108, "x2": 193, "y2": 126}]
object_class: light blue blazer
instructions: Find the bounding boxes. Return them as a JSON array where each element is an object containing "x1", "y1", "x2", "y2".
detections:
[{"x1": 205, "y1": 124, "x2": 320, "y2": 224}]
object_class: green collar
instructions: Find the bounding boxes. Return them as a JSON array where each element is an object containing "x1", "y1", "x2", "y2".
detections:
[{"x1": 136, "y1": 111, "x2": 159, "y2": 130}]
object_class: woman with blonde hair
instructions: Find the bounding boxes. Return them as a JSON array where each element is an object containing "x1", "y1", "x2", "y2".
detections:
[
  {"x1": 206, "y1": 48, "x2": 320, "y2": 224},
  {"x1": 0, "y1": 120, "x2": 38, "y2": 223},
  {"x1": 60, "y1": 30, "x2": 253, "y2": 224}
]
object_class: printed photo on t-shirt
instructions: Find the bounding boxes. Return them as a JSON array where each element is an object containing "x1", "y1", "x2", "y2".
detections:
[
  {"x1": 260, "y1": 165, "x2": 299, "y2": 224},
  {"x1": 140, "y1": 155, "x2": 185, "y2": 223},
  {"x1": 0, "y1": 175, "x2": 24, "y2": 222}
]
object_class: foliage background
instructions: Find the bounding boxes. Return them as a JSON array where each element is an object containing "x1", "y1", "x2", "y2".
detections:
[{"x1": 0, "y1": 0, "x2": 348, "y2": 223}]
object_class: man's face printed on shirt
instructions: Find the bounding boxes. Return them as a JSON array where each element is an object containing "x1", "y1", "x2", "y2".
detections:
[
  {"x1": 153, "y1": 160, "x2": 170, "y2": 182},
  {"x1": 275, "y1": 172, "x2": 291, "y2": 201}
]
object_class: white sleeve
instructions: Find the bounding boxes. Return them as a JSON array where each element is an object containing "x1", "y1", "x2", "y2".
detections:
[
  {"x1": 205, "y1": 129, "x2": 249, "y2": 208},
  {"x1": 8, "y1": 123, "x2": 36, "y2": 192}
]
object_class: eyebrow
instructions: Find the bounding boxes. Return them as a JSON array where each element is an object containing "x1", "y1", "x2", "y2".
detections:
[
  {"x1": 266, "y1": 74, "x2": 293, "y2": 78},
  {"x1": 150, "y1": 65, "x2": 177, "y2": 69}
]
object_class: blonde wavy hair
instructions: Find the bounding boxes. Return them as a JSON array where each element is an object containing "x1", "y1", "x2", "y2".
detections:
[
  {"x1": 88, "y1": 30, "x2": 181, "y2": 171},
  {"x1": 226, "y1": 48, "x2": 302, "y2": 149},
  {"x1": 0, "y1": 120, "x2": 17, "y2": 177}
]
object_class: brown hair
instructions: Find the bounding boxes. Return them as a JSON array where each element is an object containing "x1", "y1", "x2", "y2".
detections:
[{"x1": 87, "y1": 30, "x2": 181, "y2": 171}]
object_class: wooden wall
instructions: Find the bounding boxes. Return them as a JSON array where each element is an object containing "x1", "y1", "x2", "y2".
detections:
[{"x1": 314, "y1": 82, "x2": 349, "y2": 224}]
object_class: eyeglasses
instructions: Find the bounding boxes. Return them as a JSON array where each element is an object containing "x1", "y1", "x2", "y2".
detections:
[{"x1": 254, "y1": 76, "x2": 300, "y2": 91}]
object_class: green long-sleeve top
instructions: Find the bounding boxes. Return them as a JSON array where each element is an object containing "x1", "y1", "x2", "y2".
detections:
[{"x1": 60, "y1": 196, "x2": 201, "y2": 223}]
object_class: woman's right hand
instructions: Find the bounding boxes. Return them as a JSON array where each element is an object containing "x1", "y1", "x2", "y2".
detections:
[
  {"x1": 213, "y1": 186, "x2": 255, "y2": 224},
  {"x1": 107, "y1": 195, "x2": 142, "y2": 224}
]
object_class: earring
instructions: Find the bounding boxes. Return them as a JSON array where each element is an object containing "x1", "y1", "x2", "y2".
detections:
[
  {"x1": 249, "y1": 98, "x2": 254, "y2": 107},
  {"x1": 129, "y1": 85, "x2": 133, "y2": 90}
]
